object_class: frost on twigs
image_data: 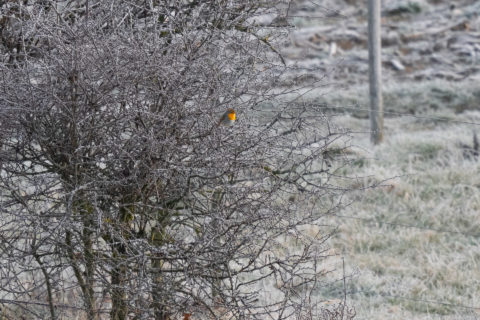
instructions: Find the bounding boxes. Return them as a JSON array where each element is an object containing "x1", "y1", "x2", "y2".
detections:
[{"x1": 0, "y1": 1, "x2": 355, "y2": 319}]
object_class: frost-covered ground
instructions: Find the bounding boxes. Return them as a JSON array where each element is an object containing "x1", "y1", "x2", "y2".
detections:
[
  {"x1": 280, "y1": 0, "x2": 480, "y2": 318},
  {"x1": 328, "y1": 109, "x2": 480, "y2": 319}
]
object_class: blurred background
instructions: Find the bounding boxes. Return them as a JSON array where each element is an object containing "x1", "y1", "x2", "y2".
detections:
[{"x1": 280, "y1": 0, "x2": 480, "y2": 319}]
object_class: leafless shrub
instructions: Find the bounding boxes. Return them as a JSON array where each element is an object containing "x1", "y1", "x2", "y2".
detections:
[{"x1": 0, "y1": 1, "x2": 355, "y2": 319}]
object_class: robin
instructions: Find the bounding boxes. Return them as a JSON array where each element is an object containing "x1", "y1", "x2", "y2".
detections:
[{"x1": 218, "y1": 108, "x2": 236, "y2": 127}]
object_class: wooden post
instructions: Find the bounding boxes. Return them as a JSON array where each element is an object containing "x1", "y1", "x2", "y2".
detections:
[{"x1": 368, "y1": 0, "x2": 383, "y2": 144}]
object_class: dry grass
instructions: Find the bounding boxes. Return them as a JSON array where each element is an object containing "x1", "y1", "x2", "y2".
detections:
[{"x1": 317, "y1": 79, "x2": 480, "y2": 319}]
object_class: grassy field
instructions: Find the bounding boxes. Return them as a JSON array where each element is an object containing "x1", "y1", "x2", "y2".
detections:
[
  {"x1": 315, "y1": 79, "x2": 480, "y2": 319},
  {"x1": 279, "y1": 0, "x2": 480, "y2": 317}
]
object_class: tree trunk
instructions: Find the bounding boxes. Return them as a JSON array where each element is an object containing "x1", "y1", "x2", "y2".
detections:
[
  {"x1": 110, "y1": 244, "x2": 128, "y2": 320},
  {"x1": 152, "y1": 258, "x2": 170, "y2": 320},
  {"x1": 66, "y1": 229, "x2": 97, "y2": 320},
  {"x1": 151, "y1": 222, "x2": 171, "y2": 320}
]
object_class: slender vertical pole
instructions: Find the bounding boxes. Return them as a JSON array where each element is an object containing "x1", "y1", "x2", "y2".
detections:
[{"x1": 368, "y1": 0, "x2": 383, "y2": 144}]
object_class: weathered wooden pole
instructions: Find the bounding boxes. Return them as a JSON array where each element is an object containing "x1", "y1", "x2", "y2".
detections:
[{"x1": 368, "y1": 0, "x2": 383, "y2": 144}]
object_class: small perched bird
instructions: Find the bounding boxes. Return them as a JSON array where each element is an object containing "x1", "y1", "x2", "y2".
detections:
[{"x1": 218, "y1": 108, "x2": 236, "y2": 127}]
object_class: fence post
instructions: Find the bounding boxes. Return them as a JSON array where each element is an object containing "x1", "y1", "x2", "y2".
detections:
[{"x1": 368, "y1": 0, "x2": 383, "y2": 144}]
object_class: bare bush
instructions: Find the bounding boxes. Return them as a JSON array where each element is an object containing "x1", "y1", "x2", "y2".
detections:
[{"x1": 0, "y1": 1, "x2": 353, "y2": 319}]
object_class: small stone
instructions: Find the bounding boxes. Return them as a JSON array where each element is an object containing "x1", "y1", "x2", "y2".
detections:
[{"x1": 390, "y1": 59, "x2": 406, "y2": 71}]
